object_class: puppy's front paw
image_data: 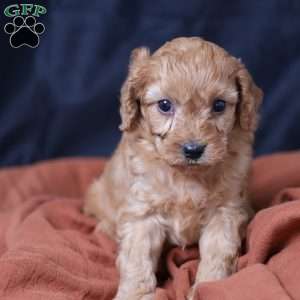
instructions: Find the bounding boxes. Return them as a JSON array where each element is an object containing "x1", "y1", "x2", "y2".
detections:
[
  {"x1": 141, "y1": 293, "x2": 155, "y2": 300},
  {"x1": 198, "y1": 257, "x2": 237, "y2": 283},
  {"x1": 113, "y1": 292, "x2": 155, "y2": 300},
  {"x1": 188, "y1": 262, "x2": 236, "y2": 299},
  {"x1": 187, "y1": 284, "x2": 198, "y2": 300},
  {"x1": 113, "y1": 281, "x2": 156, "y2": 300}
]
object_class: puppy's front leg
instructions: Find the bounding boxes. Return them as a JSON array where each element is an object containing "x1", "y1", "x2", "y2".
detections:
[
  {"x1": 114, "y1": 217, "x2": 165, "y2": 300},
  {"x1": 189, "y1": 205, "x2": 249, "y2": 299}
]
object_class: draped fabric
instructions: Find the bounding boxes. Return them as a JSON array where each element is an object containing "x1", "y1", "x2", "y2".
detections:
[
  {"x1": 1, "y1": 0, "x2": 299, "y2": 166},
  {"x1": 0, "y1": 153, "x2": 300, "y2": 299}
]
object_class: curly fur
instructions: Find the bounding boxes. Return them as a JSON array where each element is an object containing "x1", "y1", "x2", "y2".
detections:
[{"x1": 84, "y1": 37, "x2": 263, "y2": 300}]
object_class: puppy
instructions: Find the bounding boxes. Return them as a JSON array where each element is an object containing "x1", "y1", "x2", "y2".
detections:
[{"x1": 84, "y1": 37, "x2": 263, "y2": 300}]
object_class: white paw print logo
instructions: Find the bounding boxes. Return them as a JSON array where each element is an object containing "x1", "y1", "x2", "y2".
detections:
[{"x1": 4, "y1": 16, "x2": 45, "y2": 48}]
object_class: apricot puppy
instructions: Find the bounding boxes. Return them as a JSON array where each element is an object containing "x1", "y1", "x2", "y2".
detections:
[{"x1": 84, "y1": 37, "x2": 263, "y2": 300}]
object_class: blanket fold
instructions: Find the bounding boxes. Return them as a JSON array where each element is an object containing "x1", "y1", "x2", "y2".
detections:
[{"x1": 0, "y1": 153, "x2": 300, "y2": 300}]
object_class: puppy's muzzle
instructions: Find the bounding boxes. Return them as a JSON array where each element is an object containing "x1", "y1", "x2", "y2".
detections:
[{"x1": 182, "y1": 142, "x2": 206, "y2": 160}]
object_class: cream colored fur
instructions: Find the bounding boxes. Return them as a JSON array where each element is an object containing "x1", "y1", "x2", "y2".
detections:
[{"x1": 84, "y1": 37, "x2": 263, "y2": 300}]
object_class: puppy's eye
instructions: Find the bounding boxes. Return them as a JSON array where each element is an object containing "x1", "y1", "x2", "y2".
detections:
[
  {"x1": 212, "y1": 99, "x2": 226, "y2": 113},
  {"x1": 157, "y1": 99, "x2": 174, "y2": 115}
]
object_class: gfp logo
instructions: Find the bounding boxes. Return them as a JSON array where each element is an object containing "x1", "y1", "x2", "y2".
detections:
[{"x1": 4, "y1": 4, "x2": 47, "y2": 48}]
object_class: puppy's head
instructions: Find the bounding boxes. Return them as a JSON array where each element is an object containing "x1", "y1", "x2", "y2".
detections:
[{"x1": 120, "y1": 37, "x2": 263, "y2": 167}]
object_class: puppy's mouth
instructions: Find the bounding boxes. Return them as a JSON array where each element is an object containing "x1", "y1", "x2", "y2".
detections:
[
  {"x1": 156, "y1": 140, "x2": 212, "y2": 168},
  {"x1": 167, "y1": 156, "x2": 207, "y2": 168},
  {"x1": 185, "y1": 158, "x2": 202, "y2": 166}
]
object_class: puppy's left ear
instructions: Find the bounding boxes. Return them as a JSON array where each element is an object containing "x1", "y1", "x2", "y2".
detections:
[
  {"x1": 119, "y1": 47, "x2": 150, "y2": 131},
  {"x1": 236, "y1": 65, "x2": 263, "y2": 131}
]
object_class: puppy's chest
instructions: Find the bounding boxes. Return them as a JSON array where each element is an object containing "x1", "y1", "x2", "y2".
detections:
[{"x1": 156, "y1": 178, "x2": 214, "y2": 246}]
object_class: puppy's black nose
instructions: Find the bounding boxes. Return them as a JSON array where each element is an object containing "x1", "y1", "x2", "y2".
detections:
[{"x1": 183, "y1": 142, "x2": 206, "y2": 160}]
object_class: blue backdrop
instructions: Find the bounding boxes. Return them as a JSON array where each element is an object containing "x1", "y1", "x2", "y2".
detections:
[{"x1": 0, "y1": 0, "x2": 300, "y2": 166}]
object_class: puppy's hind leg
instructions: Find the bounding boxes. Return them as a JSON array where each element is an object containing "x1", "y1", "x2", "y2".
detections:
[
  {"x1": 83, "y1": 180, "x2": 116, "y2": 237},
  {"x1": 83, "y1": 180, "x2": 104, "y2": 217}
]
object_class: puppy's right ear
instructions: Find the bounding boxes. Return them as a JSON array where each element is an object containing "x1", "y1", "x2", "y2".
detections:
[{"x1": 119, "y1": 47, "x2": 150, "y2": 131}]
